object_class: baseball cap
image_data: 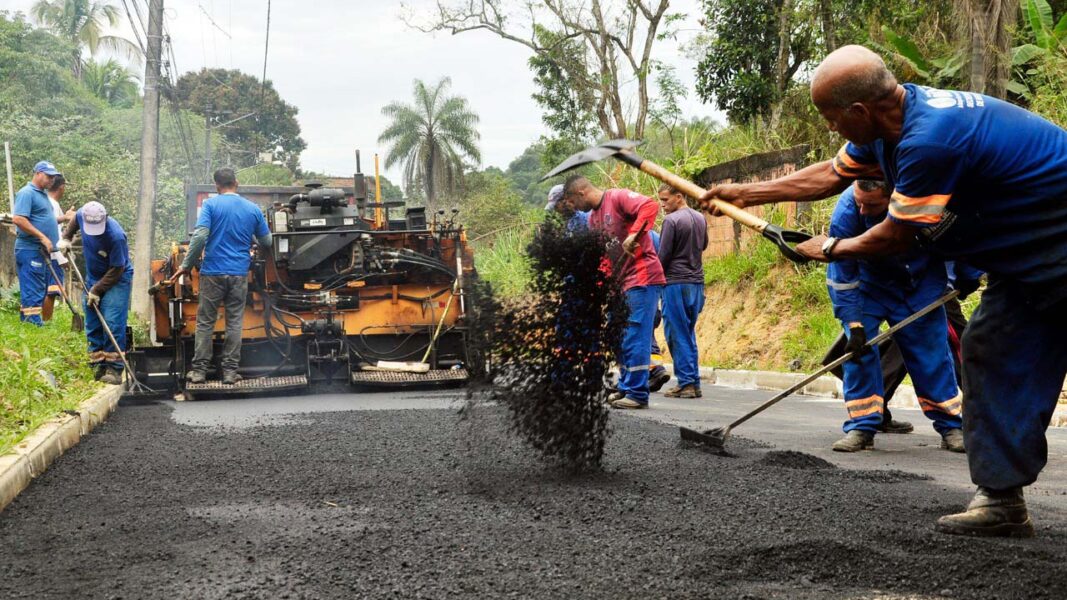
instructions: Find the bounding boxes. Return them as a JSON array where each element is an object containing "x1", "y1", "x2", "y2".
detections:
[
  {"x1": 33, "y1": 161, "x2": 60, "y2": 176},
  {"x1": 81, "y1": 201, "x2": 107, "y2": 236},
  {"x1": 544, "y1": 184, "x2": 565, "y2": 211}
]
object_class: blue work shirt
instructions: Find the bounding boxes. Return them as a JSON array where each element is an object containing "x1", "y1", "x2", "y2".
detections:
[
  {"x1": 12, "y1": 183, "x2": 59, "y2": 252},
  {"x1": 833, "y1": 84, "x2": 1067, "y2": 288},
  {"x1": 826, "y1": 187, "x2": 947, "y2": 324},
  {"x1": 566, "y1": 210, "x2": 590, "y2": 232},
  {"x1": 195, "y1": 193, "x2": 270, "y2": 276},
  {"x1": 76, "y1": 212, "x2": 133, "y2": 287}
]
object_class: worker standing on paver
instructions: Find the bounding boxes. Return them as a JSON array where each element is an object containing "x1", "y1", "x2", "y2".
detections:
[
  {"x1": 171, "y1": 168, "x2": 272, "y2": 385},
  {"x1": 700, "y1": 45, "x2": 1067, "y2": 537},
  {"x1": 564, "y1": 174, "x2": 665, "y2": 409},
  {"x1": 11, "y1": 161, "x2": 60, "y2": 326},
  {"x1": 57, "y1": 201, "x2": 132, "y2": 385},
  {"x1": 42, "y1": 174, "x2": 74, "y2": 322},
  {"x1": 824, "y1": 179, "x2": 963, "y2": 453},
  {"x1": 656, "y1": 183, "x2": 707, "y2": 399}
]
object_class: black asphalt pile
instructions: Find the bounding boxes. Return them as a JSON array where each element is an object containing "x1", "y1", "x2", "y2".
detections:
[
  {"x1": 464, "y1": 217, "x2": 628, "y2": 471},
  {"x1": 3, "y1": 403, "x2": 1067, "y2": 599},
  {"x1": 758, "y1": 450, "x2": 836, "y2": 470}
]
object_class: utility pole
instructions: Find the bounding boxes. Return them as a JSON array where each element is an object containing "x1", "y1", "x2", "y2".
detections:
[
  {"x1": 203, "y1": 107, "x2": 212, "y2": 181},
  {"x1": 131, "y1": 0, "x2": 164, "y2": 321}
]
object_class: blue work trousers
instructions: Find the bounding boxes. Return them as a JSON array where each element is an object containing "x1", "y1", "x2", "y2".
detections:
[
  {"x1": 15, "y1": 247, "x2": 48, "y2": 326},
  {"x1": 962, "y1": 278, "x2": 1067, "y2": 490},
  {"x1": 663, "y1": 283, "x2": 705, "y2": 388},
  {"x1": 618, "y1": 285, "x2": 662, "y2": 404},
  {"x1": 85, "y1": 276, "x2": 131, "y2": 371},
  {"x1": 841, "y1": 301, "x2": 962, "y2": 435}
]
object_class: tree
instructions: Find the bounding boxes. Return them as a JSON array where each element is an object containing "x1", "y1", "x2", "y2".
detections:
[
  {"x1": 30, "y1": 0, "x2": 140, "y2": 80},
  {"x1": 82, "y1": 58, "x2": 139, "y2": 107},
  {"x1": 377, "y1": 77, "x2": 481, "y2": 210},
  {"x1": 408, "y1": 0, "x2": 675, "y2": 141},
  {"x1": 695, "y1": 0, "x2": 815, "y2": 125},
  {"x1": 175, "y1": 68, "x2": 307, "y2": 172}
]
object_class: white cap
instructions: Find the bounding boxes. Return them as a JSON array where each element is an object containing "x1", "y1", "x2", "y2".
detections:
[
  {"x1": 82, "y1": 201, "x2": 107, "y2": 236},
  {"x1": 544, "y1": 184, "x2": 565, "y2": 211}
]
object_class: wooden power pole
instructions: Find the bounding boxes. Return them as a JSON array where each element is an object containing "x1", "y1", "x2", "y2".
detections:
[{"x1": 132, "y1": 0, "x2": 164, "y2": 321}]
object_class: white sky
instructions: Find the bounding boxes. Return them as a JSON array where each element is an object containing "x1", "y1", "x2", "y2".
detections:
[{"x1": 4, "y1": 0, "x2": 721, "y2": 179}]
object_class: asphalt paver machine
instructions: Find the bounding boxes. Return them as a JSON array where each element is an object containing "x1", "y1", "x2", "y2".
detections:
[{"x1": 130, "y1": 156, "x2": 473, "y2": 399}]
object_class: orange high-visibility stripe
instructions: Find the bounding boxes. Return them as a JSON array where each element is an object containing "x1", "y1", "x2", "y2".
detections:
[
  {"x1": 832, "y1": 145, "x2": 883, "y2": 178},
  {"x1": 891, "y1": 191, "x2": 952, "y2": 208},
  {"x1": 845, "y1": 394, "x2": 885, "y2": 419},
  {"x1": 920, "y1": 395, "x2": 963, "y2": 416},
  {"x1": 20, "y1": 306, "x2": 42, "y2": 315}
]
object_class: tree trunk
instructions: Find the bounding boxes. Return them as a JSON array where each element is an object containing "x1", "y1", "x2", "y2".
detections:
[
  {"x1": 769, "y1": 0, "x2": 794, "y2": 130},
  {"x1": 990, "y1": 0, "x2": 1018, "y2": 98},
  {"x1": 818, "y1": 0, "x2": 837, "y2": 52},
  {"x1": 968, "y1": 0, "x2": 991, "y2": 94}
]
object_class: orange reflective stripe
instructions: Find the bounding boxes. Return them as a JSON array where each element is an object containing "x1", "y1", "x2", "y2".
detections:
[
  {"x1": 845, "y1": 394, "x2": 885, "y2": 419},
  {"x1": 832, "y1": 145, "x2": 883, "y2": 178},
  {"x1": 919, "y1": 395, "x2": 963, "y2": 417},
  {"x1": 888, "y1": 208, "x2": 943, "y2": 224},
  {"x1": 20, "y1": 306, "x2": 42, "y2": 315},
  {"x1": 891, "y1": 191, "x2": 952, "y2": 208}
]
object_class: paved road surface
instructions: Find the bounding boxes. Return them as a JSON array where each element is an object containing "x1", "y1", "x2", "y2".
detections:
[{"x1": 1, "y1": 383, "x2": 1066, "y2": 599}]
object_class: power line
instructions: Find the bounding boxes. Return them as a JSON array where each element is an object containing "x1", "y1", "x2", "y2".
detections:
[
  {"x1": 258, "y1": 0, "x2": 272, "y2": 159},
  {"x1": 120, "y1": 0, "x2": 146, "y2": 54}
]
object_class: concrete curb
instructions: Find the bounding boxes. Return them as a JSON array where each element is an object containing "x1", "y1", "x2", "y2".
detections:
[
  {"x1": 0, "y1": 384, "x2": 121, "y2": 512},
  {"x1": 673, "y1": 364, "x2": 1067, "y2": 427}
]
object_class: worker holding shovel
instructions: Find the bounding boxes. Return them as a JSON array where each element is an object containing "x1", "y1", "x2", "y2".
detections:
[
  {"x1": 58, "y1": 201, "x2": 133, "y2": 385},
  {"x1": 701, "y1": 45, "x2": 1067, "y2": 538},
  {"x1": 564, "y1": 174, "x2": 665, "y2": 409}
]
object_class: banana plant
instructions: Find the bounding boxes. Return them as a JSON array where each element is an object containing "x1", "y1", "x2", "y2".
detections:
[
  {"x1": 1010, "y1": 0, "x2": 1067, "y2": 97},
  {"x1": 880, "y1": 26, "x2": 966, "y2": 88}
]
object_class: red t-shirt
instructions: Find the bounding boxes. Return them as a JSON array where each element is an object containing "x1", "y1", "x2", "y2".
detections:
[{"x1": 588, "y1": 188, "x2": 666, "y2": 290}]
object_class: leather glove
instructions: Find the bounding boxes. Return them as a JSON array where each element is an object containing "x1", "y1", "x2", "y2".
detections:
[
  {"x1": 844, "y1": 324, "x2": 869, "y2": 360},
  {"x1": 86, "y1": 291, "x2": 101, "y2": 307},
  {"x1": 57, "y1": 238, "x2": 72, "y2": 253},
  {"x1": 954, "y1": 278, "x2": 981, "y2": 300}
]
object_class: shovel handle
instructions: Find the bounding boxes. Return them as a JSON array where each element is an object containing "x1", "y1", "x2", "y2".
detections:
[{"x1": 628, "y1": 156, "x2": 769, "y2": 232}]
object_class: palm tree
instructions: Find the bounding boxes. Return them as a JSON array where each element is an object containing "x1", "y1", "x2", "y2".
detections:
[
  {"x1": 82, "y1": 58, "x2": 140, "y2": 107},
  {"x1": 31, "y1": 0, "x2": 142, "y2": 80},
  {"x1": 378, "y1": 78, "x2": 481, "y2": 208}
]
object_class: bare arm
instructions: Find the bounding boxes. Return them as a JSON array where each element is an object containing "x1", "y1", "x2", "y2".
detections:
[
  {"x1": 700, "y1": 160, "x2": 851, "y2": 214},
  {"x1": 12, "y1": 215, "x2": 53, "y2": 252},
  {"x1": 795, "y1": 218, "x2": 918, "y2": 263}
]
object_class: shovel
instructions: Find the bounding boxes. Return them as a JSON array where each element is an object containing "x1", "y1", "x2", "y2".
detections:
[
  {"x1": 680, "y1": 290, "x2": 960, "y2": 453},
  {"x1": 541, "y1": 139, "x2": 813, "y2": 264},
  {"x1": 65, "y1": 255, "x2": 155, "y2": 393},
  {"x1": 40, "y1": 248, "x2": 84, "y2": 331}
]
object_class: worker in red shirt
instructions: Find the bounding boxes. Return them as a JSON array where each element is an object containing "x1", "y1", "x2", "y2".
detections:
[{"x1": 564, "y1": 175, "x2": 666, "y2": 409}]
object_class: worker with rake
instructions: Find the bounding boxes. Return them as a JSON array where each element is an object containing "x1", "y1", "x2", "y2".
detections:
[
  {"x1": 825, "y1": 179, "x2": 964, "y2": 453},
  {"x1": 702, "y1": 45, "x2": 1067, "y2": 538},
  {"x1": 58, "y1": 201, "x2": 133, "y2": 385}
]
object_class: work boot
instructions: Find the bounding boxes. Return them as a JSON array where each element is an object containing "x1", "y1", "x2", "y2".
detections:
[
  {"x1": 187, "y1": 370, "x2": 206, "y2": 384},
  {"x1": 93, "y1": 364, "x2": 107, "y2": 381},
  {"x1": 605, "y1": 390, "x2": 625, "y2": 404},
  {"x1": 222, "y1": 371, "x2": 243, "y2": 385},
  {"x1": 648, "y1": 369, "x2": 671, "y2": 393},
  {"x1": 936, "y1": 487, "x2": 1034, "y2": 538},
  {"x1": 940, "y1": 428, "x2": 966, "y2": 453},
  {"x1": 664, "y1": 384, "x2": 702, "y2": 399},
  {"x1": 99, "y1": 368, "x2": 123, "y2": 386},
  {"x1": 832, "y1": 430, "x2": 874, "y2": 452},
  {"x1": 877, "y1": 418, "x2": 914, "y2": 434},
  {"x1": 610, "y1": 397, "x2": 648, "y2": 410}
]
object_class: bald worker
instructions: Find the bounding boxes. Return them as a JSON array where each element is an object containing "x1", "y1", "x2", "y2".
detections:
[{"x1": 700, "y1": 45, "x2": 1067, "y2": 538}]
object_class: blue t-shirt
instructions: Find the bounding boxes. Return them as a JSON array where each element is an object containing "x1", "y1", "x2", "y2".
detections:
[
  {"x1": 76, "y1": 213, "x2": 133, "y2": 286},
  {"x1": 832, "y1": 84, "x2": 1067, "y2": 287},
  {"x1": 12, "y1": 183, "x2": 59, "y2": 252},
  {"x1": 826, "y1": 187, "x2": 947, "y2": 323},
  {"x1": 195, "y1": 193, "x2": 270, "y2": 276},
  {"x1": 566, "y1": 210, "x2": 591, "y2": 232}
]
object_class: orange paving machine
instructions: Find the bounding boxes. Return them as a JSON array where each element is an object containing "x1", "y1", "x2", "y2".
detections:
[{"x1": 131, "y1": 156, "x2": 474, "y2": 399}]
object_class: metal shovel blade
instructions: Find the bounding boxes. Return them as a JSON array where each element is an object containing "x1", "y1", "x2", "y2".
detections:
[
  {"x1": 680, "y1": 426, "x2": 730, "y2": 454},
  {"x1": 760, "y1": 224, "x2": 814, "y2": 265}
]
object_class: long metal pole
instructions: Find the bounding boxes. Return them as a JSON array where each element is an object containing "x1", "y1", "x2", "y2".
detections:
[
  {"x1": 374, "y1": 154, "x2": 383, "y2": 230},
  {"x1": 4, "y1": 141, "x2": 14, "y2": 211},
  {"x1": 131, "y1": 0, "x2": 164, "y2": 321}
]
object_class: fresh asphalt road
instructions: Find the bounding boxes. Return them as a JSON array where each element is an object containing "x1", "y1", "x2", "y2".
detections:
[{"x1": 4, "y1": 383, "x2": 1067, "y2": 599}]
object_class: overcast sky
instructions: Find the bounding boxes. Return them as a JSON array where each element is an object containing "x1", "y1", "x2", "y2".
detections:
[{"x1": 6, "y1": 0, "x2": 721, "y2": 180}]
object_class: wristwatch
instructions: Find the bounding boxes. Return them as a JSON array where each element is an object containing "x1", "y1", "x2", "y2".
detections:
[{"x1": 821, "y1": 236, "x2": 840, "y2": 258}]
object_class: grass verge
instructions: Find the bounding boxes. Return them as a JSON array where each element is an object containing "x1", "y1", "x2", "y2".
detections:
[{"x1": 0, "y1": 303, "x2": 100, "y2": 455}]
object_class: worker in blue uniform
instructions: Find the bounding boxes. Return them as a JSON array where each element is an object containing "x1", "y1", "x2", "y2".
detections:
[
  {"x1": 58, "y1": 201, "x2": 133, "y2": 385},
  {"x1": 825, "y1": 179, "x2": 963, "y2": 453},
  {"x1": 11, "y1": 161, "x2": 60, "y2": 326},
  {"x1": 701, "y1": 45, "x2": 1067, "y2": 537}
]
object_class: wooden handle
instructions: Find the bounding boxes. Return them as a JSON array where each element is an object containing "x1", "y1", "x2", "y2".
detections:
[{"x1": 637, "y1": 159, "x2": 768, "y2": 232}]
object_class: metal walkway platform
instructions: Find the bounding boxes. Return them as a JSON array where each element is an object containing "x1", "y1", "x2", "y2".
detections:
[
  {"x1": 184, "y1": 375, "x2": 309, "y2": 395},
  {"x1": 351, "y1": 368, "x2": 469, "y2": 387}
]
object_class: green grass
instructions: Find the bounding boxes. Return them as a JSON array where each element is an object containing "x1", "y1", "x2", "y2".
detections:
[
  {"x1": 472, "y1": 227, "x2": 534, "y2": 298},
  {"x1": 0, "y1": 302, "x2": 100, "y2": 455}
]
